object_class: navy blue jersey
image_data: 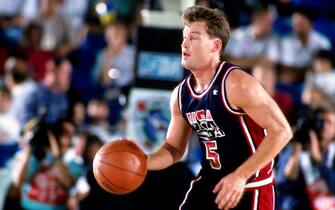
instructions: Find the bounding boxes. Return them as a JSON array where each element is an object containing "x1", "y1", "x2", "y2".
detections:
[{"x1": 178, "y1": 61, "x2": 274, "y2": 189}]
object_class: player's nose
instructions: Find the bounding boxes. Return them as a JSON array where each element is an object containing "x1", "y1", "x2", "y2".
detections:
[{"x1": 181, "y1": 39, "x2": 189, "y2": 49}]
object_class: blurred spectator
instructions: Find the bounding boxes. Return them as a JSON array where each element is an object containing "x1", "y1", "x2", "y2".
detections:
[
  {"x1": 92, "y1": 21, "x2": 135, "y2": 99},
  {"x1": 26, "y1": 56, "x2": 72, "y2": 124},
  {"x1": 42, "y1": 56, "x2": 72, "y2": 123},
  {"x1": 98, "y1": 0, "x2": 143, "y2": 38},
  {"x1": 0, "y1": 85, "x2": 20, "y2": 167},
  {"x1": 0, "y1": 85, "x2": 20, "y2": 145},
  {"x1": 20, "y1": 22, "x2": 55, "y2": 81},
  {"x1": 252, "y1": 62, "x2": 295, "y2": 123},
  {"x1": 301, "y1": 87, "x2": 332, "y2": 110},
  {"x1": 64, "y1": 132, "x2": 87, "y2": 168},
  {"x1": 66, "y1": 133, "x2": 103, "y2": 210},
  {"x1": 20, "y1": 0, "x2": 39, "y2": 22},
  {"x1": 276, "y1": 104, "x2": 335, "y2": 210},
  {"x1": 4, "y1": 56, "x2": 39, "y2": 129},
  {"x1": 0, "y1": 0, "x2": 25, "y2": 27},
  {"x1": 60, "y1": 0, "x2": 88, "y2": 32},
  {"x1": 91, "y1": 21, "x2": 135, "y2": 126},
  {"x1": 225, "y1": 6, "x2": 280, "y2": 69},
  {"x1": 29, "y1": 0, "x2": 76, "y2": 55},
  {"x1": 304, "y1": 50, "x2": 335, "y2": 101},
  {"x1": 70, "y1": 101, "x2": 87, "y2": 132},
  {"x1": 54, "y1": 119, "x2": 76, "y2": 155},
  {"x1": 11, "y1": 121, "x2": 83, "y2": 210},
  {"x1": 86, "y1": 99, "x2": 117, "y2": 142},
  {"x1": 279, "y1": 7, "x2": 332, "y2": 83}
]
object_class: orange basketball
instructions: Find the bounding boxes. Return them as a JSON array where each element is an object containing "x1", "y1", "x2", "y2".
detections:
[{"x1": 93, "y1": 139, "x2": 147, "y2": 194}]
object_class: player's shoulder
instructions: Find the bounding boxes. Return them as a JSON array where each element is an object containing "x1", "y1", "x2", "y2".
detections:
[
  {"x1": 225, "y1": 67, "x2": 258, "y2": 92},
  {"x1": 171, "y1": 82, "x2": 184, "y2": 103}
]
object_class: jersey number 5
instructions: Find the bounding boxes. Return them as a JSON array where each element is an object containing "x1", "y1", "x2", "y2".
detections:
[{"x1": 203, "y1": 140, "x2": 221, "y2": 170}]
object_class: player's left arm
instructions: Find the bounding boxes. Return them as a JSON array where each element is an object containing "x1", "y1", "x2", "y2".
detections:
[{"x1": 213, "y1": 69, "x2": 293, "y2": 210}]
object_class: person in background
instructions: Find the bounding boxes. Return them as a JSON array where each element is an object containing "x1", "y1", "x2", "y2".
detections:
[
  {"x1": 301, "y1": 87, "x2": 332, "y2": 110},
  {"x1": 12, "y1": 121, "x2": 82, "y2": 210},
  {"x1": 276, "y1": 104, "x2": 335, "y2": 210},
  {"x1": 70, "y1": 101, "x2": 87, "y2": 133},
  {"x1": 29, "y1": 0, "x2": 76, "y2": 55},
  {"x1": 279, "y1": 7, "x2": 331, "y2": 84},
  {"x1": 91, "y1": 21, "x2": 135, "y2": 125},
  {"x1": 4, "y1": 56, "x2": 39, "y2": 129},
  {"x1": 20, "y1": 22, "x2": 55, "y2": 82},
  {"x1": 66, "y1": 133, "x2": 103, "y2": 210},
  {"x1": 225, "y1": 6, "x2": 280, "y2": 69},
  {"x1": 252, "y1": 61, "x2": 295, "y2": 123},
  {"x1": 86, "y1": 99, "x2": 118, "y2": 142},
  {"x1": 0, "y1": 85, "x2": 20, "y2": 167},
  {"x1": 27, "y1": 56, "x2": 72, "y2": 124},
  {"x1": 304, "y1": 50, "x2": 335, "y2": 102},
  {"x1": 92, "y1": 21, "x2": 135, "y2": 100},
  {"x1": 59, "y1": 0, "x2": 88, "y2": 45}
]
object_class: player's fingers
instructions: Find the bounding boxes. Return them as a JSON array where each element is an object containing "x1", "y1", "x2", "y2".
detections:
[
  {"x1": 215, "y1": 182, "x2": 229, "y2": 204},
  {"x1": 214, "y1": 185, "x2": 227, "y2": 204},
  {"x1": 218, "y1": 191, "x2": 233, "y2": 209},
  {"x1": 213, "y1": 180, "x2": 223, "y2": 193},
  {"x1": 224, "y1": 191, "x2": 242, "y2": 209}
]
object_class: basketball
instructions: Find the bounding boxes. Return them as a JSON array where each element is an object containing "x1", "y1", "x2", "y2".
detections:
[{"x1": 93, "y1": 139, "x2": 147, "y2": 194}]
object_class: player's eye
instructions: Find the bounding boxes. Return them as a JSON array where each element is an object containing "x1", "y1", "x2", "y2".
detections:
[{"x1": 190, "y1": 36, "x2": 199, "y2": 41}]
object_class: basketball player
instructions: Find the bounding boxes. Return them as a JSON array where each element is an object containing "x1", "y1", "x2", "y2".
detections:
[{"x1": 147, "y1": 5, "x2": 292, "y2": 210}]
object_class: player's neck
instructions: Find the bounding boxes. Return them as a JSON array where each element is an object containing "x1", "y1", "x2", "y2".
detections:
[{"x1": 191, "y1": 60, "x2": 221, "y2": 93}]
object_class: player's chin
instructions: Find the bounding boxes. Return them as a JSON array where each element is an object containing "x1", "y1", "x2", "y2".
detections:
[{"x1": 181, "y1": 60, "x2": 191, "y2": 70}]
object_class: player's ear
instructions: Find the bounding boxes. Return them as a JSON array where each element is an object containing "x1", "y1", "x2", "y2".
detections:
[{"x1": 211, "y1": 38, "x2": 222, "y2": 53}]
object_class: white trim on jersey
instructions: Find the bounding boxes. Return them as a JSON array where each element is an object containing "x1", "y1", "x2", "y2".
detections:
[
  {"x1": 253, "y1": 189, "x2": 259, "y2": 210},
  {"x1": 186, "y1": 62, "x2": 225, "y2": 99},
  {"x1": 179, "y1": 176, "x2": 202, "y2": 210},
  {"x1": 245, "y1": 173, "x2": 274, "y2": 189},
  {"x1": 272, "y1": 185, "x2": 275, "y2": 210},
  {"x1": 178, "y1": 79, "x2": 186, "y2": 112},
  {"x1": 221, "y1": 67, "x2": 245, "y2": 115}
]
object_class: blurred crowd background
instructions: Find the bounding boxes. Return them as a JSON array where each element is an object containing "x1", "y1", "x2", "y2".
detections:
[{"x1": 0, "y1": 0, "x2": 335, "y2": 210}]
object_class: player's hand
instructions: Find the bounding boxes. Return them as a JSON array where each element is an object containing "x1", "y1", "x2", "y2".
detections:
[{"x1": 213, "y1": 172, "x2": 246, "y2": 210}]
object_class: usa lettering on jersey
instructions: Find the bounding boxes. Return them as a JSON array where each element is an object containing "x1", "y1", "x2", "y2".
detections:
[{"x1": 186, "y1": 109, "x2": 225, "y2": 140}]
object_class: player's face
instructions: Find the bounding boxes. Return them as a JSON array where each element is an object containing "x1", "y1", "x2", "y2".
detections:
[{"x1": 181, "y1": 22, "x2": 217, "y2": 71}]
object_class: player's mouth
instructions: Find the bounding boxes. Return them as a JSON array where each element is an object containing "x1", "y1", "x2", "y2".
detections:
[{"x1": 182, "y1": 52, "x2": 190, "y2": 58}]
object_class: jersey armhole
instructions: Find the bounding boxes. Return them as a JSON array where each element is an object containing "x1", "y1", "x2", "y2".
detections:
[
  {"x1": 177, "y1": 79, "x2": 186, "y2": 113},
  {"x1": 221, "y1": 68, "x2": 246, "y2": 115}
]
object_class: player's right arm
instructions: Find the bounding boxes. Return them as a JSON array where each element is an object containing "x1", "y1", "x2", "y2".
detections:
[{"x1": 147, "y1": 86, "x2": 192, "y2": 170}]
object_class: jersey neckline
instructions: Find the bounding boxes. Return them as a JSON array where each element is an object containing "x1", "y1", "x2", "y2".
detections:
[{"x1": 186, "y1": 61, "x2": 225, "y2": 99}]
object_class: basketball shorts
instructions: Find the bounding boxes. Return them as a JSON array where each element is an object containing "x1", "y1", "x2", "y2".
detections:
[{"x1": 179, "y1": 175, "x2": 276, "y2": 210}]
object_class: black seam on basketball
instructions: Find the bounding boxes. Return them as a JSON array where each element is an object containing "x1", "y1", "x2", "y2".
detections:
[
  {"x1": 99, "y1": 151, "x2": 147, "y2": 162},
  {"x1": 97, "y1": 167, "x2": 131, "y2": 191},
  {"x1": 99, "y1": 160, "x2": 146, "y2": 177}
]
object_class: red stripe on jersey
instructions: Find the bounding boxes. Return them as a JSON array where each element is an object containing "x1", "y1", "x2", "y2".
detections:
[
  {"x1": 238, "y1": 115, "x2": 256, "y2": 155},
  {"x1": 242, "y1": 115, "x2": 274, "y2": 178},
  {"x1": 243, "y1": 115, "x2": 265, "y2": 146},
  {"x1": 257, "y1": 185, "x2": 275, "y2": 210}
]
